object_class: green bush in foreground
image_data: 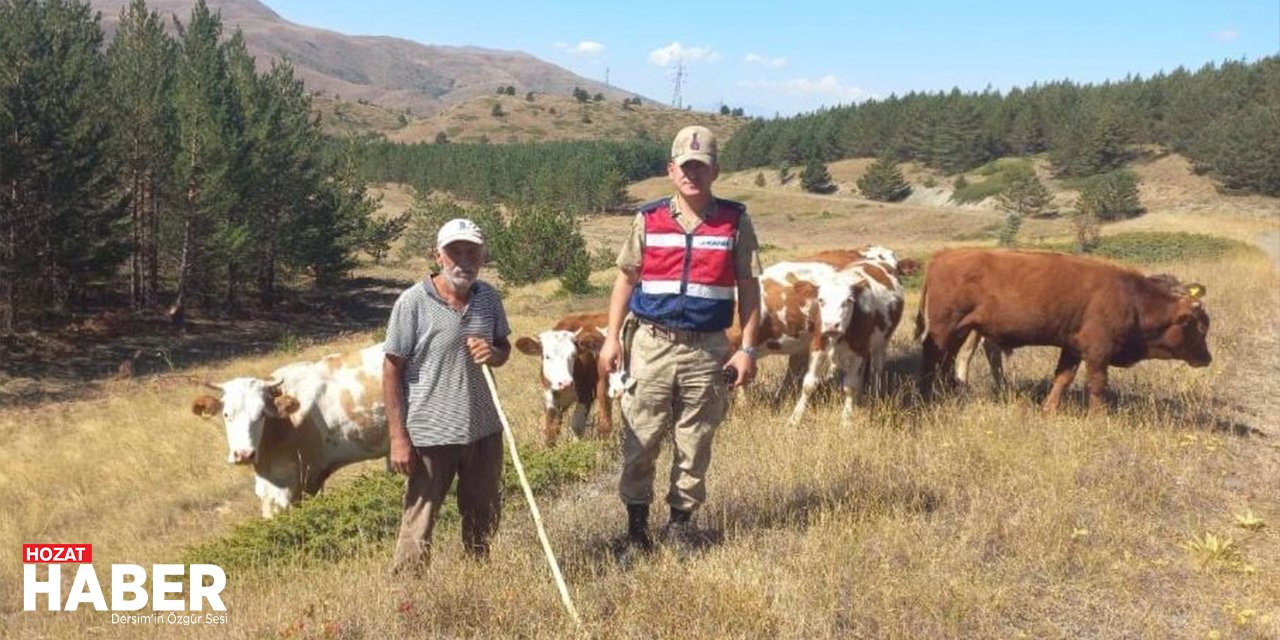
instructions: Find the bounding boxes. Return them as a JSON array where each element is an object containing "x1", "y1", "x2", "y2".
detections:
[{"x1": 184, "y1": 440, "x2": 600, "y2": 571}]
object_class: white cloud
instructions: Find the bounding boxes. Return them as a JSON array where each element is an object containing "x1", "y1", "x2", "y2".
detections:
[
  {"x1": 743, "y1": 53, "x2": 787, "y2": 69},
  {"x1": 648, "y1": 42, "x2": 721, "y2": 66},
  {"x1": 554, "y1": 40, "x2": 606, "y2": 56},
  {"x1": 737, "y1": 75, "x2": 875, "y2": 102},
  {"x1": 1211, "y1": 27, "x2": 1239, "y2": 42}
]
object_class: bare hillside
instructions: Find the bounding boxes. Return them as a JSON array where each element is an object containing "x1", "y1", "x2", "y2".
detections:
[
  {"x1": 388, "y1": 93, "x2": 747, "y2": 144},
  {"x1": 89, "y1": 0, "x2": 645, "y2": 116}
]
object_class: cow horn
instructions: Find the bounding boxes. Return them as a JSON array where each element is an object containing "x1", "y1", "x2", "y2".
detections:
[
  {"x1": 201, "y1": 378, "x2": 221, "y2": 392},
  {"x1": 265, "y1": 378, "x2": 284, "y2": 393}
]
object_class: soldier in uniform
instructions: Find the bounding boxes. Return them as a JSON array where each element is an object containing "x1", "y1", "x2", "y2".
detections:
[{"x1": 598, "y1": 125, "x2": 763, "y2": 555}]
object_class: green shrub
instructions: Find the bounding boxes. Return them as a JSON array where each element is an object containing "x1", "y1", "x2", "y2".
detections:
[
  {"x1": 274, "y1": 330, "x2": 304, "y2": 354},
  {"x1": 558, "y1": 253, "x2": 593, "y2": 295},
  {"x1": 1085, "y1": 232, "x2": 1248, "y2": 263},
  {"x1": 1075, "y1": 169, "x2": 1143, "y2": 221},
  {"x1": 182, "y1": 473, "x2": 406, "y2": 571},
  {"x1": 1045, "y1": 231, "x2": 1248, "y2": 263},
  {"x1": 950, "y1": 175, "x2": 1006, "y2": 204},
  {"x1": 490, "y1": 206, "x2": 589, "y2": 286},
  {"x1": 183, "y1": 441, "x2": 600, "y2": 571},
  {"x1": 997, "y1": 213, "x2": 1024, "y2": 247},
  {"x1": 974, "y1": 157, "x2": 1030, "y2": 176}
]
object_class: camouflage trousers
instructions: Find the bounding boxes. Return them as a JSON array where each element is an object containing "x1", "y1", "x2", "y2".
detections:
[{"x1": 619, "y1": 323, "x2": 732, "y2": 511}]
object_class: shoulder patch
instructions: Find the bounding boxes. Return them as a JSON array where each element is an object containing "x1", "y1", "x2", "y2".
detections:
[{"x1": 638, "y1": 197, "x2": 670, "y2": 214}]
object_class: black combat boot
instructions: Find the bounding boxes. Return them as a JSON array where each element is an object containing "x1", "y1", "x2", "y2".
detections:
[
  {"x1": 626, "y1": 503, "x2": 653, "y2": 552},
  {"x1": 663, "y1": 507, "x2": 696, "y2": 556}
]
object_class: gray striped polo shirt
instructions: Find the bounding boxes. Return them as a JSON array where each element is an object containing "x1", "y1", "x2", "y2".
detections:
[{"x1": 383, "y1": 275, "x2": 510, "y2": 447}]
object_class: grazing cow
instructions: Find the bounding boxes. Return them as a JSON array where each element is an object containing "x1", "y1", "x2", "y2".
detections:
[
  {"x1": 191, "y1": 343, "x2": 388, "y2": 517},
  {"x1": 916, "y1": 249, "x2": 1211, "y2": 412},
  {"x1": 515, "y1": 312, "x2": 614, "y2": 445}
]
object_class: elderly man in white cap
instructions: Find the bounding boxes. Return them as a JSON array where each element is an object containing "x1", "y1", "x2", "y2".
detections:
[{"x1": 383, "y1": 217, "x2": 512, "y2": 572}]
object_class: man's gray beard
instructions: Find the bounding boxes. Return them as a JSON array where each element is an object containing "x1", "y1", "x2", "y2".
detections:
[{"x1": 445, "y1": 269, "x2": 476, "y2": 290}]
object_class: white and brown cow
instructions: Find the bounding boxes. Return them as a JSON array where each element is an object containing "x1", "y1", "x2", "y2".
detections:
[
  {"x1": 732, "y1": 249, "x2": 906, "y2": 426},
  {"x1": 799, "y1": 258, "x2": 906, "y2": 425},
  {"x1": 515, "y1": 312, "x2": 614, "y2": 445},
  {"x1": 191, "y1": 343, "x2": 387, "y2": 517}
]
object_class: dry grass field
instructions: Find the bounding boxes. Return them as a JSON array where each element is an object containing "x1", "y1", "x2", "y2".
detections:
[{"x1": 3, "y1": 158, "x2": 1278, "y2": 639}]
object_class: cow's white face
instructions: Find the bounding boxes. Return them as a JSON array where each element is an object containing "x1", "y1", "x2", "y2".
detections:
[
  {"x1": 535, "y1": 330, "x2": 582, "y2": 392},
  {"x1": 858, "y1": 245, "x2": 898, "y2": 268},
  {"x1": 217, "y1": 378, "x2": 284, "y2": 465},
  {"x1": 816, "y1": 273, "x2": 865, "y2": 336}
]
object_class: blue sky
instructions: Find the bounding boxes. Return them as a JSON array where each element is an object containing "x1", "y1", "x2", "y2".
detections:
[{"x1": 261, "y1": 0, "x2": 1278, "y2": 117}]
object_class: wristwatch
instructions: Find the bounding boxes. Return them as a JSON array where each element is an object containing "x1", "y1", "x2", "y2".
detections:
[{"x1": 739, "y1": 346, "x2": 758, "y2": 359}]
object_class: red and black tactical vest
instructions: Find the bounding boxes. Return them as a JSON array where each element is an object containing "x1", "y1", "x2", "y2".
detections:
[{"x1": 629, "y1": 197, "x2": 742, "y2": 331}]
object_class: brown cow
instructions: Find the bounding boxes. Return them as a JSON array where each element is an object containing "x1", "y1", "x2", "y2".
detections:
[
  {"x1": 916, "y1": 249, "x2": 1211, "y2": 412},
  {"x1": 515, "y1": 312, "x2": 613, "y2": 445}
]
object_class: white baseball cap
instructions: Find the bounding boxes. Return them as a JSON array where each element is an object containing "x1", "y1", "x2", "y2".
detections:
[{"x1": 436, "y1": 218, "x2": 485, "y2": 249}]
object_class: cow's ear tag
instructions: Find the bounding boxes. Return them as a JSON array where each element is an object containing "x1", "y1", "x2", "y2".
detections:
[{"x1": 1186, "y1": 284, "x2": 1205, "y2": 299}]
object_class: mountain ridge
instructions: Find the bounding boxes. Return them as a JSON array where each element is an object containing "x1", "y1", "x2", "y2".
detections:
[{"x1": 88, "y1": 0, "x2": 647, "y2": 116}]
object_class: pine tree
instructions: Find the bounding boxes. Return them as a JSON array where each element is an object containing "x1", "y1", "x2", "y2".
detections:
[
  {"x1": 0, "y1": 0, "x2": 127, "y2": 329},
  {"x1": 171, "y1": 0, "x2": 238, "y2": 311},
  {"x1": 282, "y1": 143, "x2": 377, "y2": 288},
  {"x1": 996, "y1": 164, "x2": 1053, "y2": 216},
  {"x1": 857, "y1": 157, "x2": 912, "y2": 202},
  {"x1": 107, "y1": 0, "x2": 177, "y2": 310},
  {"x1": 800, "y1": 157, "x2": 835, "y2": 193}
]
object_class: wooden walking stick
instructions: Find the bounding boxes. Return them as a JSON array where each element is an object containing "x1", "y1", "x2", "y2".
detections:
[{"x1": 480, "y1": 364, "x2": 583, "y2": 628}]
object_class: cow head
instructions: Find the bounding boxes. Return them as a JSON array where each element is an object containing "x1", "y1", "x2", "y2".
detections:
[
  {"x1": 815, "y1": 271, "x2": 870, "y2": 337},
  {"x1": 1147, "y1": 280, "x2": 1212, "y2": 367},
  {"x1": 515, "y1": 328, "x2": 601, "y2": 392},
  {"x1": 191, "y1": 378, "x2": 300, "y2": 464},
  {"x1": 857, "y1": 245, "x2": 899, "y2": 268}
]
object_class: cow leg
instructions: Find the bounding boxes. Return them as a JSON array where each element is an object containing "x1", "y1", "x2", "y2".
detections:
[
  {"x1": 983, "y1": 339, "x2": 1006, "y2": 393},
  {"x1": 1043, "y1": 349, "x2": 1081, "y2": 412},
  {"x1": 954, "y1": 332, "x2": 982, "y2": 387},
  {"x1": 255, "y1": 475, "x2": 292, "y2": 519},
  {"x1": 788, "y1": 349, "x2": 831, "y2": 426},
  {"x1": 594, "y1": 375, "x2": 613, "y2": 438},
  {"x1": 867, "y1": 345, "x2": 886, "y2": 399},
  {"x1": 543, "y1": 409, "x2": 562, "y2": 447},
  {"x1": 778, "y1": 353, "x2": 808, "y2": 402},
  {"x1": 569, "y1": 403, "x2": 590, "y2": 438},
  {"x1": 920, "y1": 327, "x2": 960, "y2": 400},
  {"x1": 839, "y1": 351, "x2": 867, "y2": 427},
  {"x1": 1084, "y1": 358, "x2": 1109, "y2": 414}
]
